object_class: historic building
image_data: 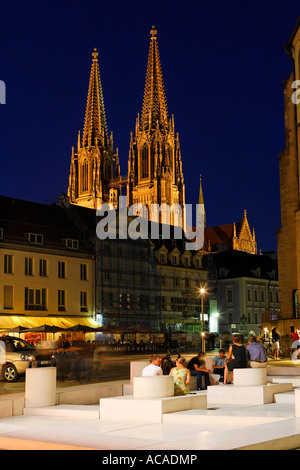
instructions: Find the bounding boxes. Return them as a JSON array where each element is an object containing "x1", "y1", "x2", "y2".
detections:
[
  {"x1": 150, "y1": 228, "x2": 208, "y2": 336},
  {"x1": 205, "y1": 250, "x2": 279, "y2": 337},
  {"x1": 0, "y1": 196, "x2": 96, "y2": 330},
  {"x1": 274, "y1": 17, "x2": 300, "y2": 338},
  {"x1": 204, "y1": 209, "x2": 257, "y2": 255},
  {"x1": 68, "y1": 49, "x2": 121, "y2": 209},
  {"x1": 58, "y1": 197, "x2": 162, "y2": 331},
  {"x1": 127, "y1": 26, "x2": 185, "y2": 228}
]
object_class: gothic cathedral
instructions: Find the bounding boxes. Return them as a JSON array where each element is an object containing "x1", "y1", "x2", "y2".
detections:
[{"x1": 68, "y1": 27, "x2": 185, "y2": 226}]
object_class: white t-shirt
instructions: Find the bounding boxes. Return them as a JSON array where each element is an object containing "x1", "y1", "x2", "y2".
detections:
[{"x1": 142, "y1": 363, "x2": 163, "y2": 376}]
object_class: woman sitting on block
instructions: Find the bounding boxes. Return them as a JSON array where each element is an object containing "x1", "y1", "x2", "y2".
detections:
[
  {"x1": 224, "y1": 334, "x2": 247, "y2": 384},
  {"x1": 169, "y1": 357, "x2": 190, "y2": 395}
]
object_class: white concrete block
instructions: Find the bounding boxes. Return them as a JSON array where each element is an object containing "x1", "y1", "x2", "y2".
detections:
[
  {"x1": 99, "y1": 393, "x2": 207, "y2": 423},
  {"x1": 267, "y1": 366, "x2": 300, "y2": 377},
  {"x1": 25, "y1": 367, "x2": 57, "y2": 408},
  {"x1": 207, "y1": 382, "x2": 293, "y2": 406},
  {"x1": 269, "y1": 376, "x2": 300, "y2": 387},
  {"x1": 0, "y1": 400, "x2": 12, "y2": 418},
  {"x1": 234, "y1": 368, "x2": 267, "y2": 386},
  {"x1": 24, "y1": 404, "x2": 100, "y2": 419},
  {"x1": 130, "y1": 361, "x2": 150, "y2": 384},
  {"x1": 12, "y1": 397, "x2": 25, "y2": 416},
  {"x1": 133, "y1": 376, "x2": 174, "y2": 398},
  {"x1": 295, "y1": 389, "x2": 300, "y2": 417}
]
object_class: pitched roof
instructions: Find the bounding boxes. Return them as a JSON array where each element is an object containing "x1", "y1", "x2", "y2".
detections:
[
  {"x1": 204, "y1": 223, "x2": 240, "y2": 251},
  {"x1": 204, "y1": 250, "x2": 277, "y2": 280},
  {"x1": 0, "y1": 195, "x2": 92, "y2": 255}
]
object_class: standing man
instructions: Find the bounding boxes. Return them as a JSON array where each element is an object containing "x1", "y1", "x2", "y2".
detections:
[{"x1": 246, "y1": 336, "x2": 267, "y2": 367}]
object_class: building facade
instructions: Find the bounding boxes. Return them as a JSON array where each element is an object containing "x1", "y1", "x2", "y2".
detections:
[
  {"x1": 276, "y1": 18, "x2": 300, "y2": 336},
  {"x1": 0, "y1": 196, "x2": 96, "y2": 330},
  {"x1": 151, "y1": 233, "x2": 208, "y2": 336},
  {"x1": 205, "y1": 251, "x2": 279, "y2": 337}
]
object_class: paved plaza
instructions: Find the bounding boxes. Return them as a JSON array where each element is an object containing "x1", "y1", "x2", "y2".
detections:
[{"x1": 0, "y1": 356, "x2": 299, "y2": 450}]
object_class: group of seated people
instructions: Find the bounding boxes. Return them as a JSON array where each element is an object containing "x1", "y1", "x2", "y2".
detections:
[{"x1": 142, "y1": 334, "x2": 269, "y2": 395}]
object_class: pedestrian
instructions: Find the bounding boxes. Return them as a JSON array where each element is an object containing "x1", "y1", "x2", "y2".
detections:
[
  {"x1": 271, "y1": 327, "x2": 280, "y2": 360},
  {"x1": 290, "y1": 326, "x2": 300, "y2": 349}
]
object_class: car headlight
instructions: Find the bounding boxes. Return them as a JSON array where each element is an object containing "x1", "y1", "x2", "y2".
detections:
[{"x1": 20, "y1": 354, "x2": 33, "y2": 361}]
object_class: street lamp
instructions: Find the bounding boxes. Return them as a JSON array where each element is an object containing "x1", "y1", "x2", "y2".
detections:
[{"x1": 199, "y1": 287, "x2": 206, "y2": 353}]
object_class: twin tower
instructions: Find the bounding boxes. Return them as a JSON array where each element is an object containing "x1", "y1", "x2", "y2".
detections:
[{"x1": 67, "y1": 26, "x2": 186, "y2": 227}]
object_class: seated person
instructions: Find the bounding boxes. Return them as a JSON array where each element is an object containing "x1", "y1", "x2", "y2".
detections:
[
  {"x1": 212, "y1": 349, "x2": 226, "y2": 382},
  {"x1": 224, "y1": 334, "x2": 247, "y2": 384},
  {"x1": 169, "y1": 357, "x2": 190, "y2": 396},
  {"x1": 292, "y1": 345, "x2": 300, "y2": 362},
  {"x1": 246, "y1": 335, "x2": 267, "y2": 368},
  {"x1": 142, "y1": 355, "x2": 163, "y2": 376},
  {"x1": 187, "y1": 353, "x2": 211, "y2": 390}
]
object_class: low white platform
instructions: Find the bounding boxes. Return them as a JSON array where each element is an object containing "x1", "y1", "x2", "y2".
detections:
[
  {"x1": 274, "y1": 391, "x2": 295, "y2": 404},
  {"x1": 268, "y1": 376, "x2": 300, "y2": 387},
  {"x1": 99, "y1": 392, "x2": 207, "y2": 423},
  {"x1": 207, "y1": 382, "x2": 293, "y2": 406},
  {"x1": 24, "y1": 404, "x2": 100, "y2": 419},
  {"x1": 267, "y1": 366, "x2": 300, "y2": 376}
]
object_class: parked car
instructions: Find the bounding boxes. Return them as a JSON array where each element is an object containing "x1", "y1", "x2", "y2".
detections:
[{"x1": 0, "y1": 336, "x2": 55, "y2": 382}]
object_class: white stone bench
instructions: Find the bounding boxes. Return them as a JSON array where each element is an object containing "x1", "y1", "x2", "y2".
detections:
[
  {"x1": 267, "y1": 366, "x2": 300, "y2": 377},
  {"x1": 123, "y1": 361, "x2": 198, "y2": 394},
  {"x1": 207, "y1": 365, "x2": 293, "y2": 406},
  {"x1": 100, "y1": 393, "x2": 207, "y2": 423},
  {"x1": 100, "y1": 375, "x2": 207, "y2": 423},
  {"x1": 133, "y1": 375, "x2": 174, "y2": 398},
  {"x1": 294, "y1": 389, "x2": 300, "y2": 416},
  {"x1": 234, "y1": 367, "x2": 267, "y2": 386}
]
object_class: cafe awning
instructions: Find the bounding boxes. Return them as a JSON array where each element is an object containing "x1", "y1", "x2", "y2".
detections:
[{"x1": 0, "y1": 316, "x2": 100, "y2": 332}]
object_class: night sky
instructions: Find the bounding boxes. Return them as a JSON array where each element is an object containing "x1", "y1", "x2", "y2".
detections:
[{"x1": 0, "y1": 1, "x2": 299, "y2": 253}]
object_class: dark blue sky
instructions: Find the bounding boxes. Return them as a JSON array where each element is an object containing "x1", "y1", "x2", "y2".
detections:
[{"x1": 0, "y1": 0, "x2": 299, "y2": 253}]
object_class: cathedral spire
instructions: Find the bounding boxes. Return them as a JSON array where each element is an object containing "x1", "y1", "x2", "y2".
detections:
[
  {"x1": 141, "y1": 26, "x2": 168, "y2": 131},
  {"x1": 127, "y1": 27, "x2": 185, "y2": 227},
  {"x1": 82, "y1": 48, "x2": 108, "y2": 148},
  {"x1": 198, "y1": 175, "x2": 206, "y2": 228}
]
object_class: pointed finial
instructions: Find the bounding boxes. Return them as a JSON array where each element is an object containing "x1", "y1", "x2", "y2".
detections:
[
  {"x1": 92, "y1": 48, "x2": 99, "y2": 60},
  {"x1": 150, "y1": 25, "x2": 157, "y2": 38},
  {"x1": 244, "y1": 209, "x2": 247, "y2": 218}
]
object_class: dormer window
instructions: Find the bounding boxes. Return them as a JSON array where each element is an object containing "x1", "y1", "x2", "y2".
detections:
[
  {"x1": 0, "y1": 228, "x2": 3, "y2": 240},
  {"x1": 160, "y1": 253, "x2": 165, "y2": 263},
  {"x1": 64, "y1": 238, "x2": 79, "y2": 250},
  {"x1": 26, "y1": 233, "x2": 43, "y2": 245}
]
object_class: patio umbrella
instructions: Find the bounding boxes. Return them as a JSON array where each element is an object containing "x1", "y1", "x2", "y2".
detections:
[
  {"x1": 21, "y1": 324, "x2": 63, "y2": 333},
  {"x1": 65, "y1": 324, "x2": 97, "y2": 332},
  {"x1": 0, "y1": 326, "x2": 29, "y2": 336}
]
